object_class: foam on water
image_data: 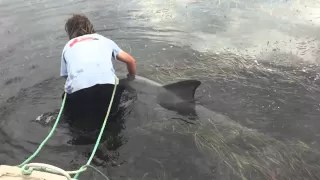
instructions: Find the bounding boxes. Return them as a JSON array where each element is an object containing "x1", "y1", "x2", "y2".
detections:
[{"x1": 133, "y1": 0, "x2": 320, "y2": 65}]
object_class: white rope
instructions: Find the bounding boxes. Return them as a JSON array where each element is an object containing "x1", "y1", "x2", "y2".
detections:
[{"x1": 24, "y1": 163, "x2": 72, "y2": 180}]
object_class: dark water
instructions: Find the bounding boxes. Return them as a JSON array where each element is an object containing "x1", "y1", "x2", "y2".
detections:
[{"x1": 1, "y1": 0, "x2": 320, "y2": 179}]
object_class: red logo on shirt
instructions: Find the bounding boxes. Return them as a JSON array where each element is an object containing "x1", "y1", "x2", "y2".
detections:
[{"x1": 69, "y1": 37, "x2": 97, "y2": 47}]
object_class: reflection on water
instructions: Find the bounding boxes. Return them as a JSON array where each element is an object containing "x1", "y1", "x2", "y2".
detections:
[{"x1": 1, "y1": 0, "x2": 320, "y2": 179}]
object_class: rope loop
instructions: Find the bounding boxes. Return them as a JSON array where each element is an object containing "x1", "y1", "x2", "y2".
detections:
[{"x1": 21, "y1": 165, "x2": 33, "y2": 175}]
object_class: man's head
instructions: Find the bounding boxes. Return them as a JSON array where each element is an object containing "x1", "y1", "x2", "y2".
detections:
[{"x1": 65, "y1": 14, "x2": 95, "y2": 40}]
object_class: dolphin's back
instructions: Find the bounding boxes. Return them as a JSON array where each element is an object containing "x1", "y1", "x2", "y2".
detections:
[
  {"x1": 135, "y1": 76, "x2": 162, "y2": 87},
  {"x1": 120, "y1": 75, "x2": 202, "y2": 116}
]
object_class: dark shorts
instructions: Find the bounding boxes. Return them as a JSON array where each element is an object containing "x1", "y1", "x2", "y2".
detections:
[{"x1": 62, "y1": 84, "x2": 125, "y2": 132}]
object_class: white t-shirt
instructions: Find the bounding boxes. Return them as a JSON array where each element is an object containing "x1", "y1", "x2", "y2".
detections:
[{"x1": 60, "y1": 33, "x2": 122, "y2": 94}]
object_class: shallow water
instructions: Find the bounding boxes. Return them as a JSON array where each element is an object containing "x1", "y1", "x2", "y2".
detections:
[{"x1": 1, "y1": 0, "x2": 320, "y2": 179}]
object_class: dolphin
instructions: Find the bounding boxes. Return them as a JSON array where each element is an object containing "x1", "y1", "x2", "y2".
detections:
[
  {"x1": 119, "y1": 75, "x2": 241, "y2": 128},
  {"x1": 119, "y1": 75, "x2": 201, "y2": 116},
  {"x1": 118, "y1": 75, "x2": 320, "y2": 179}
]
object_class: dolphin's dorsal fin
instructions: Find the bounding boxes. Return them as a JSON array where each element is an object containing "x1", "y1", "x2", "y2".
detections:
[{"x1": 162, "y1": 80, "x2": 201, "y2": 102}]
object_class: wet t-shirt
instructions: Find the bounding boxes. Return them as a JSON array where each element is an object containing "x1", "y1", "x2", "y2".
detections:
[{"x1": 60, "y1": 33, "x2": 122, "y2": 94}]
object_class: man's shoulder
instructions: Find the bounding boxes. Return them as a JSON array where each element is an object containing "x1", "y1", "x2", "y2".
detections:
[
  {"x1": 62, "y1": 34, "x2": 114, "y2": 53},
  {"x1": 62, "y1": 38, "x2": 75, "y2": 53}
]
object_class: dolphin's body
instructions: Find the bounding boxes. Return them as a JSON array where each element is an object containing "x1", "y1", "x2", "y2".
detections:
[
  {"x1": 119, "y1": 76, "x2": 201, "y2": 116},
  {"x1": 120, "y1": 75, "x2": 240, "y2": 128}
]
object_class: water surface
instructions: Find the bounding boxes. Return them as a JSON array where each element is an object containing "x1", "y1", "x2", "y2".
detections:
[{"x1": 1, "y1": 0, "x2": 320, "y2": 179}]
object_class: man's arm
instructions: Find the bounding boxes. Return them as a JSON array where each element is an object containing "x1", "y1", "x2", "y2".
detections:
[
  {"x1": 110, "y1": 40, "x2": 136, "y2": 77},
  {"x1": 116, "y1": 51, "x2": 136, "y2": 76},
  {"x1": 60, "y1": 54, "x2": 68, "y2": 79}
]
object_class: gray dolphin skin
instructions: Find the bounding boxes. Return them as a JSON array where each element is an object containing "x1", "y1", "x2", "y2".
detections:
[
  {"x1": 120, "y1": 76, "x2": 320, "y2": 172},
  {"x1": 119, "y1": 75, "x2": 201, "y2": 116},
  {"x1": 119, "y1": 75, "x2": 242, "y2": 128}
]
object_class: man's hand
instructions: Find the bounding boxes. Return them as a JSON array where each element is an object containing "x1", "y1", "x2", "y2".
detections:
[
  {"x1": 127, "y1": 74, "x2": 135, "y2": 81},
  {"x1": 116, "y1": 51, "x2": 136, "y2": 77}
]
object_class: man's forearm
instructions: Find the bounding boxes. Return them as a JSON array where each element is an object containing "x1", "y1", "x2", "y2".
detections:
[
  {"x1": 116, "y1": 51, "x2": 137, "y2": 76},
  {"x1": 127, "y1": 60, "x2": 136, "y2": 76}
]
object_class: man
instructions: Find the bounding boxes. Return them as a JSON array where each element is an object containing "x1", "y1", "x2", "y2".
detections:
[{"x1": 60, "y1": 14, "x2": 136, "y2": 131}]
